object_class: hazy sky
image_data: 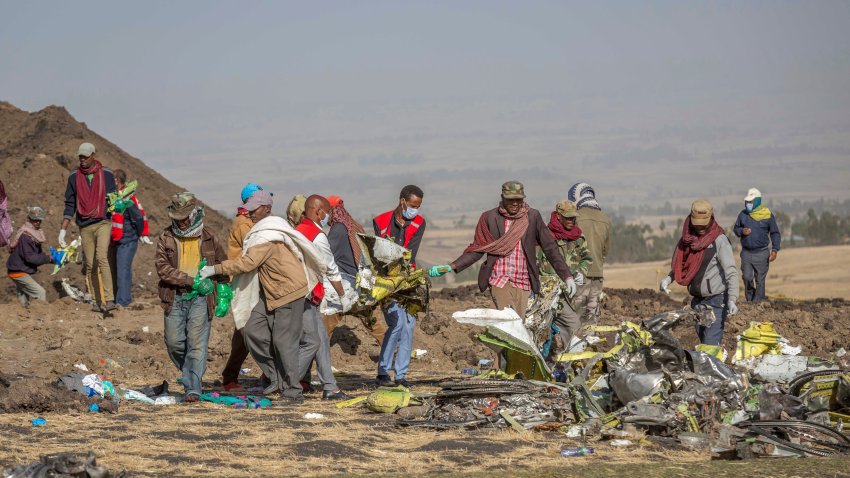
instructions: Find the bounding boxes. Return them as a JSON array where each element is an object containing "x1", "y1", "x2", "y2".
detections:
[{"x1": 3, "y1": 1, "x2": 849, "y2": 215}]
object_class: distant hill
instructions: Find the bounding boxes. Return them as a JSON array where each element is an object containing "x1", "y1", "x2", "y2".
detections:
[{"x1": 0, "y1": 101, "x2": 230, "y2": 303}]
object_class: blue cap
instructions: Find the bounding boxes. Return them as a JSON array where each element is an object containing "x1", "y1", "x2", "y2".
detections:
[{"x1": 240, "y1": 183, "x2": 263, "y2": 203}]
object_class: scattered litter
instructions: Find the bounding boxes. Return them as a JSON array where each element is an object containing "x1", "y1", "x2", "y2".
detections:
[
  {"x1": 31, "y1": 417, "x2": 47, "y2": 426},
  {"x1": 98, "y1": 357, "x2": 122, "y2": 369},
  {"x1": 89, "y1": 403, "x2": 100, "y2": 412},
  {"x1": 142, "y1": 326, "x2": 150, "y2": 333},
  {"x1": 609, "y1": 439, "x2": 633, "y2": 447},
  {"x1": 836, "y1": 348, "x2": 847, "y2": 358},
  {"x1": 461, "y1": 368, "x2": 479, "y2": 375},
  {"x1": 74, "y1": 363, "x2": 89, "y2": 372},
  {"x1": 303, "y1": 413, "x2": 325, "y2": 420},
  {"x1": 239, "y1": 368, "x2": 252, "y2": 375},
  {"x1": 413, "y1": 349, "x2": 428, "y2": 359},
  {"x1": 199, "y1": 392, "x2": 271, "y2": 409},
  {"x1": 561, "y1": 447, "x2": 594, "y2": 457}
]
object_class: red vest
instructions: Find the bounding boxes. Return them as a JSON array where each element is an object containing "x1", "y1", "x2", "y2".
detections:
[
  {"x1": 111, "y1": 195, "x2": 149, "y2": 242},
  {"x1": 374, "y1": 210, "x2": 424, "y2": 268},
  {"x1": 295, "y1": 218, "x2": 325, "y2": 304}
]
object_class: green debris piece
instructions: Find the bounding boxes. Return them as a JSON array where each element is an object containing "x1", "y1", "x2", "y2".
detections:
[
  {"x1": 499, "y1": 409, "x2": 526, "y2": 433},
  {"x1": 214, "y1": 283, "x2": 233, "y2": 317}
]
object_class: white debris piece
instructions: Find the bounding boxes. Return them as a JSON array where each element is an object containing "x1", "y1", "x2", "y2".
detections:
[{"x1": 303, "y1": 413, "x2": 325, "y2": 420}]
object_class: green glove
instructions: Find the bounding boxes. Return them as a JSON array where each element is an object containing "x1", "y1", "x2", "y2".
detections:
[
  {"x1": 428, "y1": 265, "x2": 452, "y2": 278},
  {"x1": 215, "y1": 283, "x2": 233, "y2": 317}
]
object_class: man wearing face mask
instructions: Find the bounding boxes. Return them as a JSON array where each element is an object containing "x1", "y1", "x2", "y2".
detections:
[
  {"x1": 733, "y1": 188, "x2": 780, "y2": 303},
  {"x1": 295, "y1": 195, "x2": 349, "y2": 400},
  {"x1": 660, "y1": 199, "x2": 739, "y2": 345},
  {"x1": 372, "y1": 185, "x2": 427, "y2": 388},
  {"x1": 431, "y1": 181, "x2": 576, "y2": 319}
]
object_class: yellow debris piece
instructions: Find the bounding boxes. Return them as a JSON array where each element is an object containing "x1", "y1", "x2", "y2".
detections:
[{"x1": 733, "y1": 321, "x2": 783, "y2": 361}]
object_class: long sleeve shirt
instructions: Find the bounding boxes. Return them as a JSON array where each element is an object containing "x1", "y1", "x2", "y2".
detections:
[
  {"x1": 733, "y1": 211, "x2": 781, "y2": 252},
  {"x1": 327, "y1": 223, "x2": 357, "y2": 277},
  {"x1": 310, "y1": 220, "x2": 342, "y2": 283}
]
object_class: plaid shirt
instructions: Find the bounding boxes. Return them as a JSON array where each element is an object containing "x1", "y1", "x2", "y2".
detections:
[{"x1": 489, "y1": 219, "x2": 531, "y2": 291}]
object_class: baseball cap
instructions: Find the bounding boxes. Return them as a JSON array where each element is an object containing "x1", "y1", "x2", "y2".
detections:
[
  {"x1": 27, "y1": 206, "x2": 46, "y2": 221},
  {"x1": 744, "y1": 188, "x2": 762, "y2": 202},
  {"x1": 244, "y1": 190, "x2": 273, "y2": 212},
  {"x1": 241, "y1": 183, "x2": 265, "y2": 204},
  {"x1": 555, "y1": 200, "x2": 579, "y2": 218},
  {"x1": 501, "y1": 180, "x2": 525, "y2": 199},
  {"x1": 77, "y1": 143, "x2": 96, "y2": 158},
  {"x1": 690, "y1": 199, "x2": 713, "y2": 226}
]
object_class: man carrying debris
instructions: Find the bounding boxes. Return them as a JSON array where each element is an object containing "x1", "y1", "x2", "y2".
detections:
[
  {"x1": 201, "y1": 191, "x2": 327, "y2": 403},
  {"x1": 567, "y1": 182, "x2": 611, "y2": 325},
  {"x1": 155, "y1": 192, "x2": 226, "y2": 402},
  {"x1": 294, "y1": 195, "x2": 349, "y2": 400},
  {"x1": 660, "y1": 199, "x2": 739, "y2": 346},
  {"x1": 109, "y1": 169, "x2": 150, "y2": 307},
  {"x1": 733, "y1": 188, "x2": 780, "y2": 303},
  {"x1": 372, "y1": 185, "x2": 427, "y2": 388},
  {"x1": 60, "y1": 142, "x2": 118, "y2": 312},
  {"x1": 431, "y1": 181, "x2": 576, "y2": 318},
  {"x1": 538, "y1": 200, "x2": 593, "y2": 351},
  {"x1": 6, "y1": 207, "x2": 51, "y2": 306}
]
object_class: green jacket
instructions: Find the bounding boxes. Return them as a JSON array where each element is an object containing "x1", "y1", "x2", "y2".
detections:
[
  {"x1": 575, "y1": 208, "x2": 611, "y2": 278},
  {"x1": 537, "y1": 236, "x2": 593, "y2": 277}
]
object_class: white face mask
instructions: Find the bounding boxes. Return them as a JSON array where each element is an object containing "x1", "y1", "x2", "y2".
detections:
[
  {"x1": 402, "y1": 207, "x2": 419, "y2": 220},
  {"x1": 320, "y1": 211, "x2": 330, "y2": 227}
]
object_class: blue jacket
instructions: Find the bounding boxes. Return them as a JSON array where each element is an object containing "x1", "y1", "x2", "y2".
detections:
[
  {"x1": 63, "y1": 168, "x2": 117, "y2": 228},
  {"x1": 118, "y1": 202, "x2": 145, "y2": 245},
  {"x1": 733, "y1": 210, "x2": 781, "y2": 252}
]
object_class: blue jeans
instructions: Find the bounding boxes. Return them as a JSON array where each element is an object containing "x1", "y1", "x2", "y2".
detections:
[
  {"x1": 164, "y1": 295, "x2": 211, "y2": 396},
  {"x1": 115, "y1": 240, "x2": 138, "y2": 307},
  {"x1": 377, "y1": 301, "x2": 416, "y2": 380},
  {"x1": 692, "y1": 294, "x2": 728, "y2": 346}
]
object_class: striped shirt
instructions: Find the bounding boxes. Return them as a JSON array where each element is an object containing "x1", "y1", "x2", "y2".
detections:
[{"x1": 488, "y1": 219, "x2": 531, "y2": 291}]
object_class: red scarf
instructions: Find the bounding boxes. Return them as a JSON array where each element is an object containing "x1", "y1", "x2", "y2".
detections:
[
  {"x1": 76, "y1": 160, "x2": 106, "y2": 220},
  {"x1": 331, "y1": 205, "x2": 365, "y2": 266},
  {"x1": 671, "y1": 216, "x2": 724, "y2": 286},
  {"x1": 547, "y1": 211, "x2": 582, "y2": 241},
  {"x1": 464, "y1": 203, "x2": 530, "y2": 257}
]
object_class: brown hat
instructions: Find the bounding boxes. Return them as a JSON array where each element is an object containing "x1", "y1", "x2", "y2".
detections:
[
  {"x1": 555, "y1": 200, "x2": 579, "y2": 218},
  {"x1": 167, "y1": 192, "x2": 197, "y2": 220},
  {"x1": 501, "y1": 180, "x2": 525, "y2": 199},
  {"x1": 690, "y1": 199, "x2": 713, "y2": 226}
]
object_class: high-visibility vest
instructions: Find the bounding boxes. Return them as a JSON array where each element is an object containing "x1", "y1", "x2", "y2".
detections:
[
  {"x1": 373, "y1": 210, "x2": 424, "y2": 268},
  {"x1": 111, "y1": 195, "x2": 149, "y2": 242}
]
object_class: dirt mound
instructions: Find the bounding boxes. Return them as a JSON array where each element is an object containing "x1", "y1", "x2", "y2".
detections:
[{"x1": 0, "y1": 101, "x2": 230, "y2": 303}]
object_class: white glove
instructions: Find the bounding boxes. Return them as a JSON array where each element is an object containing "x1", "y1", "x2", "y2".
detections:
[
  {"x1": 140, "y1": 236, "x2": 153, "y2": 245},
  {"x1": 564, "y1": 278, "x2": 577, "y2": 298},
  {"x1": 58, "y1": 229, "x2": 67, "y2": 248},
  {"x1": 574, "y1": 271, "x2": 585, "y2": 286},
  {"x1": 198, "y1": 265, "x2": 216, "y2": 280},
  {"x1": 660, "y1": 276, "x2": 672, "y2": 294},
  {"x1": 727, "y1": 300, "x2": 738, "y2": 316}
]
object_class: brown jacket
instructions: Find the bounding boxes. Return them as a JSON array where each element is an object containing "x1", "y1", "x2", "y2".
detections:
[
  {"x1": 214, "y1": 241, "x2": 308, "y2": 311},
  {"x1": 575, "y1": 207, "x2": 611, "y2": 278},
  {"x1": 155, "y1": 226, "x2": 226, "y2": 317},
  {"x1": 227, "y1": 214, "x2": 254, "y2": 260},
  {"x1": 452, "y1": 207, "x2": 572, "y2": 294}
]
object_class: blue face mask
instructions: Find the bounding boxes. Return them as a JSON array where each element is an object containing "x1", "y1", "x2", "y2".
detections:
[
  {"x1": 320, "y1": 211, "x2": 330, "y2": 228},
  {"x1": 745, "y1": 202, "x2": 754, "y2": 212},
  {"x1": 402, "y1": 207, "x2": 419, "y2": 220}
]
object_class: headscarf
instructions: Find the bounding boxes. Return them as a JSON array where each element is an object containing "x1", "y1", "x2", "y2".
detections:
[
  {"x1": 547, "y1": 211, "x2": 582, "y2": 241},
  {"x1": 9, "y1": 221, "x2": 46, "y2": 249},
  {"x1": 286, "y1": 194, "x2": 307, "y2": 227},
  {"x1": 671, "y1": 215, "x2": 725, "y2": 286},
  {"x1": 172, "y1": 207, "x2": 205, "y2": 238},
  {"x1": 464, "y1": 202, "x2": 530, "y2": 256},
  {"x1": 568, "y1": 182, "x2": 601, "y2": 210},
  {"x1": 330, "y1": 204, "x2": 365, "y2": 265},
  {"x1": 75, "y1": 159, "x2": 107, "y2": 219},
  {"x1": 0, "y1": 180, "x2": 11, "y2": 246}
]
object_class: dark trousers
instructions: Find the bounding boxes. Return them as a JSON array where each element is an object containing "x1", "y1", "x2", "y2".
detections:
[
  {"x1": 115, "y1": 240, "x2": 138, "y2": 307},
  {"x1": 221, "y1": 328, "x2": 250, "y2": 385},
  {"x1": 243, "y1": 297, "x2": 305, "y2": 399},
  {"x1": 741, "y1": 248, "x2": 770, "y2": 303}
]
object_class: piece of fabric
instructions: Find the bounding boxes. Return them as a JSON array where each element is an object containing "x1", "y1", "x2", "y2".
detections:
[
  {"x1": 488, "y1": 219, "x2": 531, "y2": 291},
  {"x1": 547, "y1": 211, "x2": 582, "y2": 241},
  {"x1": 298, "y1": 301, "x2": 339, "y2": 391},
  {"x1": 81, "y1": 221, "x2": 114, "y2": 303},
  {"x1": 568, "y1": 182, "x2": 601, "y2": 210},
  {"x1": 331, "y1": 204, "x2": 365, "y2": 266},
  {"x1": 75, "y1": 160, "x2": 107, "y2": 220},
  {"x1": 115, "y1": 239, "x2": 138, "y2": 307},
  {"x1": 155, "y1": 226, "x2": 226, "y2": 318},
  {"x1": 671, "y1": 216, "x2": 724, "y2": 287},
  {"x1": 163, "y1": 294, "x2": 211, "y2": 395},
  {"x1": 748, "y1": 204, "x2": 772, "y2": 221},
  {"x1": 733, "y1": 210, "x2": 781, "y2": 252},
  {"x1": 177, "y1": 237, "x2": 201, "y2": 277},
  {"x1": 692, "y1": 294, "x2": 728, "y2": 346},
  {"x1": 490, "y1": 281, "x2": 532, "y2": 318},
  {"x1": 741, "y1": 247, "x2": 770, "y2": 303},
  {"x1": 378, "y1": 301, "x2": 417, "y2": 379},
  {"x1": 243, "y1": 294, "x2": 305, "y2": 398},
  {"x1": 10, "y1": 274, "x2": 46, "y2": 306},
  {"x1": 226, "y1": 213, "x2": 253, "y2": 261},
  {"x1": 8, "y1": 221, "x2": 46, "y2": 250},
  {"x1": 172, "y1": 207, "x2": 205, "y2": 238},
  {"x1": 464, "y1": 203, "x2": 530, "y2": 256},
  {"x1": 221, "y1": 327, "x2": 250, "y2": 385}
]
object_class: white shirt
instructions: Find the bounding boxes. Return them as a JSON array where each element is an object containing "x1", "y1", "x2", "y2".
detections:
[{"x1": 310, "y1": 219, "x2": 343, "y2": 283}]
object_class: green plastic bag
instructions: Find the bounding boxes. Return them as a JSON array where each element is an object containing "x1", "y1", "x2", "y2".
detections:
[
  {"x1": 182, "y1": 259, "x2": 214, "y2": 301},
  {"x1": 215, "y1": 283, "x2": 233, "y2": 317}
]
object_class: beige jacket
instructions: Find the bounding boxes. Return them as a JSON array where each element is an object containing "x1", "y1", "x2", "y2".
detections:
[
  {"x1": 215, "y1": 241, "x2": 308, "y2": 311},
  {"x1": 576, "y1": 207, "x2": 612, "y2": 278}
]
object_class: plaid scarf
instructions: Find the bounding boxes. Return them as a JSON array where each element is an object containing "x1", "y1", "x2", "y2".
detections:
[
  {"x1": 172, "y1": 207, "x2": 205, "y2": 238},
  {"x1": 464, "y1": 202, "x2": 530, "y2": 256},
  {"x1": 331, "y1": 205, "x2": 365, "y2": 266}
]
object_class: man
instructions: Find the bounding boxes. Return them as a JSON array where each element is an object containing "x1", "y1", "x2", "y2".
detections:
[
  {"x1": 660, "y1": 199, "x2": 739, "y2": 346},
  {"x1": 109, "y1": 169, "x2": 150, "y2": 307},
  {"x1": 294, "y1": 195, "x2": 349, "y2": 400},
  {"x1": 371, "y1": 185, "x2": 427, "y2": 388},
  {"x1": 6, "y1": 207, "x2": 51, "y2": 306},
  {"x1": 537, "y1": 201, "x2": 593, "y2": 352},
  {"x1": 201, "y1": 191, "x2": 327, "y2": 403},
  {"x1": 567, "y1": 182, "x2": 611, "y2": 325},
  {"x1": 431, "y1": 181, "x2": 576, "y2": 319},
  {"x1": 220, "y1": 183, "x2": 265, "y2": 392},
  {"x1": 155, "y1": 192, "x2": 225, "y2": 402},
  {"x1": 733, "y1": 188, "x2": 780, "y2": 303},
  {"x1": 61, "y1": 142, "x2": 117, "y2": 312},
  {"x1": 325, "y1": 195, "x2": 365, "y2": 335}
]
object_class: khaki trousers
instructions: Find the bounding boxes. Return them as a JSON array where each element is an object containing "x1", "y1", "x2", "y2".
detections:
[
  {"x1": 490, "y1": 282, "x2": 531, "y2": 318},
  {"x1": 81, "y1": 221, "x2": 114, "y2": 303}
]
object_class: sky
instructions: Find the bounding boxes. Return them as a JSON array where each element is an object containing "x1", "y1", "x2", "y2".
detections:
[{"x1": 2, "y1": 1, "x2": 849, "y2": 217}]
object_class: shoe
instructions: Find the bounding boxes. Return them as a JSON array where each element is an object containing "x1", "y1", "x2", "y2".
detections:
[
  {"x1": 395, "y1": 378, "x2": 412, "y2": 389},
  {"x1": 279, "y1": 394, "x2": 304, "y2": 404},
  {"x1": 103, "y1": 301, "x2": 117, "y2": 312},
  {"x1": 300, "y1": 380, "x2": 314, "y2": 393},
  {"x1": 184, "y1": 393, "x2": 200, "y2": 403},
  {"x1": 322, "y1": 390, "x2": 351, "y2": 401},
  {"x1": 223, "y1": 382, "x2": 246, "y2": 393},
  {"x1": 375, "y1": 375, "x2": 394, "y2": 387},
  {"x1": 91, "y1": 303, "x2": 103, "y2": 313},
  {"x1": 262, "y1": 383, "x2": 279, "y2": 395}
]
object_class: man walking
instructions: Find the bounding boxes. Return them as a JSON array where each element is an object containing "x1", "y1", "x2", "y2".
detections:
[
  {"x1": 7, "y1": 207, "x2": 52, "y2": 306},
  {"x1": 60, "y1": 142, "x2": 117, "y2": 312},
  {"x1": 431, "y1": 181, "x2": 576, "y2": 319},
  {"x1": 567, "y1": 182, "x2": 611, "y2": 325},
  {"x1": 110, "y1": 169, "x2": 149, "y2": 307},
  {"x1": 733, "y1": 188, "x2": 780, "y2": 303},
  {"x1": 155, "y1": 192, "x2": 226, "y2": 402}
]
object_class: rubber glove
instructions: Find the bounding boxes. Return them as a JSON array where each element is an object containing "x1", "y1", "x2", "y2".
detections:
[
  {"x1": 198, "y1": 265, "x2": 216, "y2": 280},
  {"x1": 564, "y1": 277, "x2": 577, "y2": 298},
  {"x1": 727, "y1": 300, "x2": 738, "y2": 316},
  {"x1": 574, "y1": 271, "x2": 585, "y2": 286},
  {"x1": 140, "y1": 236, "x2": 153, "y2": 245},
  {"x1": 58, "y1": 229, "x2": 67, "y2": 248},
  {"x1": 660, "y1": 275, "x2": 672, "y2": 294},
  {"x1": 428, "y1": 265, "x2": 452, "y2": 278}
]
